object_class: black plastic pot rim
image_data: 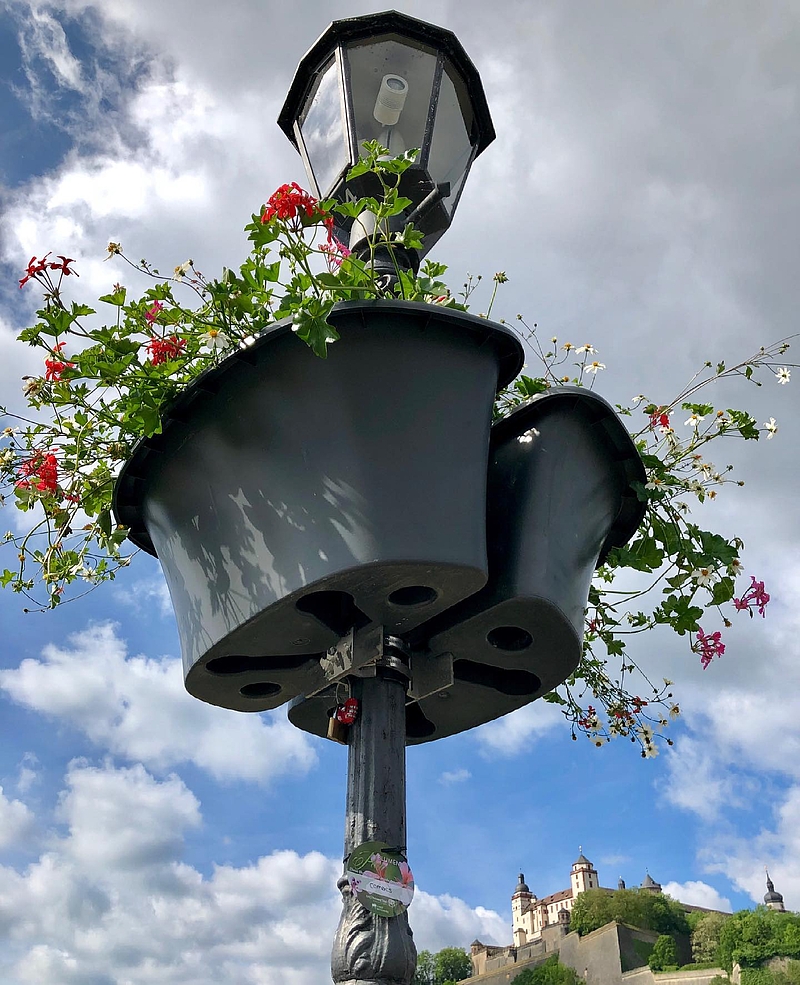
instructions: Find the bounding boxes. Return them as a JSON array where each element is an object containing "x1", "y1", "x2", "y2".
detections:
[
  {"x1": 112, "y1": 299, "x2": 524, "y2": 549},
  {"x1": 490, "y1": 385, "x2": 647, "y2": 566}
]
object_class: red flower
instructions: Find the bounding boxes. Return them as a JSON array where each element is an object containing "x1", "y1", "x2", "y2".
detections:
[
  {"x1": 44, "y1": 342, "x2": 75, "y2": 381},
  {"x1": 146, "y1": 335, "x2": 186, "y2": 366},
  {"x1": 261, "y1": 182, "x2": 334, "y2": 236},
  {"x1": 16, "y1": 452, "x2": 59, "y2": 494},
  {"x1": 649, "y1": 410, "x2": 671, "y2": 431},
  {"x1": 145, "y1": 300, "x2": 164, "y2": 325},
  {"x1": 49, "y1": 255, "x2": 79, "y2": 277},
  {"x1": 19, "y1": 254, "x2": 52, "y2": 289},
  {"x1": 319, "y1": 237, "x2": 352, "y2": 270}
]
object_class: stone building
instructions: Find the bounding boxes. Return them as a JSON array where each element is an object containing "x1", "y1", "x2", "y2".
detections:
[{"x1": 466, "y1": 851, "x2": 755, "y2": 985}]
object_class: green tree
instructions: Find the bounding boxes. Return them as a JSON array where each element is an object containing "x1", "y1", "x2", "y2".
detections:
[
  {"x1": 414, "y1": 950, "x2": 435, "y2": 985},
  {"x1": 692, "y1": 912, "x2": 730, "y2": 964},
  {"x1": 512, "y1": 956, "x2": 581, "y2": 984},
  {"x1": 717, "y1": 909, "x2": 800, "y2": 973},
  {"x1": 570, "y1": 889, "x2": 689, "y2": 938},
  {"x1": 433, "y1": 948, "x2": 471, "y2": 984},
  {"x1": 649, "y1": 935, "x2": 678, "y2": 971}
]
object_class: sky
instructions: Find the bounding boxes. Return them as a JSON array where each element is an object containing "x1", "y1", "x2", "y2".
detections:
[{"x1": 0, "y1": 0, "x2": 798, "y2": 982}]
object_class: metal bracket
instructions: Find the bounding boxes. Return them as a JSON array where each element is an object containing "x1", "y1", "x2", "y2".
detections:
[
  {"x1": 408, "y1": 650, "x2": 453, "y2": 702},
  {"x1": 308, "y1": 624, "x2": 384, "y2": 697}
]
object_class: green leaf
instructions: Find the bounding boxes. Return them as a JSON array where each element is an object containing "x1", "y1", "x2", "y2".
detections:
[
  {"x1": 660, "y1": 595, "x2": 703, "y2": 635},
  {"x1": 698, "y1": 530, "x2": 739, "y2": 566},
  {"x1": 98, "y1": 509, "x2": 112, "y2": 538},
  {"x1": 98, "y1": 287, "x2": 127, "y2": 306},
  {"x1": 711, "y1": 577, "x2": 735, "y2": 605}
]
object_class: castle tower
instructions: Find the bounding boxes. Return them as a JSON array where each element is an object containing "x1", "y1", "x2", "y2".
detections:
[
  {"x1": 512, "y1": 873, "x2": 536, "y2": 946},
  {"x1": 570, "y1": 849, "x2": 599, "y2": 898},
  {"x1": 640, "y1": 871, "x2": 662, "y2": 893},
  {"x1": 764, "y1": 870, "x2": 785, "y2": 912}
]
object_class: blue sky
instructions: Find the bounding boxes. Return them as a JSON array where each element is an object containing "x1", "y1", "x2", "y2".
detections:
[{"x1": 0, "y1": 1, "x2": 798, "y2": 982}]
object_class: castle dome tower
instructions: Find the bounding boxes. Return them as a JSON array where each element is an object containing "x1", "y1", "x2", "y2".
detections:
[
  {"x1": 512, "y1": 872, "x2": 536, "y2": 946},
  {"x1": 764, "y1": 870, "x2": 785, "y2": 912},
  {"x1": 641, "y1": 871, "x2": 662, "y2": 893},
  {"x1": 570, "y1": 848, "x2": 599, "y2": 897}
]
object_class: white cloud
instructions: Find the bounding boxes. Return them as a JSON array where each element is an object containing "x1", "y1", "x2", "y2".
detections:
[
  {"x1": 439, "y1": 768, "x2": 471, "y2": 785},
  {"x1": 15, "y1": 753, "x2": 40, "y2": 796},
  {"x1": 704, "y1": 783, "x2": 800, "y2": 914},
  {"x1": 661, "y1": 880, "x2": 731, "y2": 913},
  {"x1": 663, "y1": 737, "x2": 744, "y2": 821},
  {"x1": 475, "y1": 700, "x2": 564, "y2": 757},
  {"x1": 0, "y1": 786, "x2": 35, "y2": 850},
  {"x1": 113, "y1": 571, "x2": 172, "y2": 617},
  {"x1": 0, "y1": 622, "x2": 317, "y2": 784},
  {"x1": 409, "y1": 892, "x2": 507, "y2": 950},
  {"x1": 0, "y1": 759, "x2": 504, "y2": 983}
]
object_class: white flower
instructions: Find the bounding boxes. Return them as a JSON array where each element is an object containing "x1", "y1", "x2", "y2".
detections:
[
  {"x1": 584, "y1": 361, "x2": 606, "y2": 374},
  {"x1": 200, "y1": 328, "x2": 230, "y2": 351},
  {"x1": 691, "y1": 567, "x2": 717, "y2": 587},
  {"x1": 639, "y1": 724, "x2": 654, "y2": 743},
  {"x1": 645, "y1": 477, "x2": 663, "y2": 490},
  {"x1": 728, "y1": 558, "x2": 744, "y2": 576},
  {"x1": 631, "y1": 394, "x2": 646, "y2": 405},
  {"x1": 775, "y1": 367, "x2": 791, "y2": 385},
  {"x1": 684, "y1": 413, "x2": 705, "y2": 428},
  {"x1": 562, "y1": 342, "x2": 573, "y2": 351},
  {"x1": 643, "y1": 742, "x2": 659, "y2": 759},
  {"x1": 173, "y1": 260, "x2": 192, "y2": 281},
  {"x1": 669, "y1": 704, "x2": 680, "y2": 720},
  {"x1": 575, "y1": 344, "x2": 596, "y2": 354},
  {"x1": 22, "y1": 378, "x2": 41, "y2": 396},
  {"x1": 764, "y1": 417, "x2": 778, "y2": 439}
]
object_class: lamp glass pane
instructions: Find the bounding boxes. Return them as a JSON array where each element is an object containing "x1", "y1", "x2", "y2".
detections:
[
  {"x1": 427, "y1": 65, "x2": 475, "y2": 215},
  {"x1": 346, "y1": 37, "x2": 437, "y2": 162},
  {"x1": 300, "y1": 57, "x2": 349, "y2": 197}
]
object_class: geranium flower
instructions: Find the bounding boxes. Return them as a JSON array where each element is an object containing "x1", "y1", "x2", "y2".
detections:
[
  {"x1": 694, "y1": 627, "x2": 725, "y2": 669},
  {"x1": 146, "y1": 335, "x2": 186, "y2": 366},
  {"x1": 44, "y1": 342, "x2": 75, "y2": 381},
  {"x1": 319, "y1": 238, "x2": 352, "y2": 270},
  {"x1": 16, "y1": 451, "x2": 58, "y2": 494},
  {"x1": 19, "y1": 254, "x2": 51, "y2": 289},
  {"x1": 733, "y1": 575, "x2": 770, "y2": 618},
  {"x1": 145, "y1": 300, "x2": 164, "y2": 324}
]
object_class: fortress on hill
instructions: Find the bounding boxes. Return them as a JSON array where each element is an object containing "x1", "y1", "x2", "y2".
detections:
[{"x1": 466, "y1": 851, "x2": 786, "y2": 985}]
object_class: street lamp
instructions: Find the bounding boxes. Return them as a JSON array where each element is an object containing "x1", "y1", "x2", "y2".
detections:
[
  {"x1": 114, "y1": 12, "x2": 644, "y2": 985},
  {"x1": 278, "y1": 10, "x2": 495, "y2": 264}
]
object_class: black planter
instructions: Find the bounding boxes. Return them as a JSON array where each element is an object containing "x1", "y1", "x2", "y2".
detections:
[
  {"x1": 113, "y1": 301, "x2": 523, "y2": 712},
  {"x1": 288, "y1": 386, "x2": 645, "y2": 743}
]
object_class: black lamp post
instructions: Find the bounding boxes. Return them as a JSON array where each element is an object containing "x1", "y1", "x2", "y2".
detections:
[
  {"x1": 278, "y1": 10, "x2": 495, "y2": 266},
  {"x1": 114, "y1": 11, "x2": 645, "y2": 985}
]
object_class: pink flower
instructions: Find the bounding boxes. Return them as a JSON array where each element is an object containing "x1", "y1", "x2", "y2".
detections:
[
  {"x1": 145, "y1": 300, "x2": 164, "y2": 324},
  {"x1": 733, "y1": 576, "x2": 770, "y2": 618},
  {"x1": 368, "y1": 853, "x2": 388, "y2": 880},
  {"x1": 397, "y1": 862, "x2": 414, "y2": 888},
  {"x1": 319, "y1": 238, "x2": 351, "y2": 270},
  {"x1": 694, "y1": 627, "x2": 725, "y2": 670}
]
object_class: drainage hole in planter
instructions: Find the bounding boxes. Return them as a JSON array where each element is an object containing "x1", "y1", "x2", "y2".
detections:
[
  {"x1": 240, "y1": 682, "x2": 282, "y2": 699},
  {"x1": 406, "y1": 702, "x2": 436, "y2": 739},
  {"x1": 295, "y1": 590, "x2": 370, "y2": 636},
  {"x1": 207, "y1": 654, "x2": 314, "y2": 675},
  {"x1": 487, "y1": 626, "x2": 533, "y2": 652},
  {"x1": 388, "y1": 585, "x2": 438, "y2": 607},
  {"x1": 454, "y1": 659, "x2": 540, "y2": 696}
]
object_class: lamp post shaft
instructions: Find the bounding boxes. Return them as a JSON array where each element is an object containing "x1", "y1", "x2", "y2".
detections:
[{"x1": 331, "y1": 661, "x2": 417, "y2": 985}]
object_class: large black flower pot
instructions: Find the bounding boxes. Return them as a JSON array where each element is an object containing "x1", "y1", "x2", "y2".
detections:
[
  {"x1": 288, "y1": 387, "x2": 645, "y2": 743},
  {"x1": 113, "y1": 300, "x2": 523, "y2": 713}
]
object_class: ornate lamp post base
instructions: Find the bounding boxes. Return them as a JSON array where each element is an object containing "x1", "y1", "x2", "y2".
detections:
[{"x1": 331, "y1": 636, "x2": 416, "y2": 985}]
